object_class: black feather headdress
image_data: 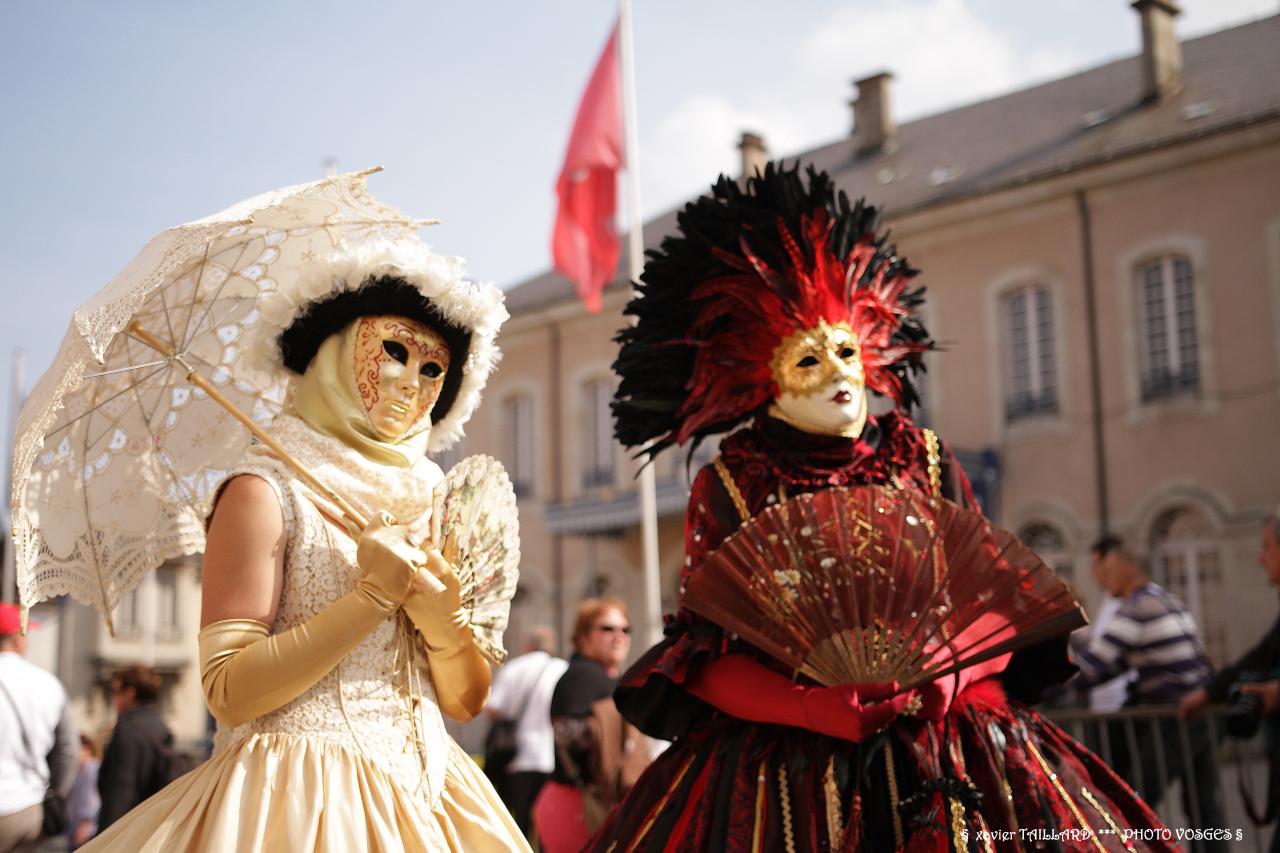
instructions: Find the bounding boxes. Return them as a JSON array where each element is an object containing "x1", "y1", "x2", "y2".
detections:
[{"x1": 611, "y1": 161, "x2": 933, "y2": 462}]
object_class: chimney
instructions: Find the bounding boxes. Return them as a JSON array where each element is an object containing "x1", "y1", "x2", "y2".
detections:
[
  {"x1": 851, "y1": 72, "x2": 896, "y2": 157},
  {"x1": 738, "y1": 131, "x2": 768, "y2": 182},
  {"x1": 1132, "y1": 0, "x2": 1183, "y2": 102}
]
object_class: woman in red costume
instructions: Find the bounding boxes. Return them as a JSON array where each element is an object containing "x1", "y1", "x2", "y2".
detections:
[{"x1": 587, "y1": 163, "x2": 1176, "y2": 852}]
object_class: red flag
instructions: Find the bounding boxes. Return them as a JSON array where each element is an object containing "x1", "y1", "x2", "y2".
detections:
[{"x1": 552, "y1": 23, "x2": 622, "y2": 314}]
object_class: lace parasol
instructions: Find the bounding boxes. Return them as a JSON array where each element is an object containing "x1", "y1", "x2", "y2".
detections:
[{"x1": 11, "y1": 168, "x2": 442, "y2": 630}]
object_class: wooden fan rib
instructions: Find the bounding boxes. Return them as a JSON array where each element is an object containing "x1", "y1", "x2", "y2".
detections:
[
  {"x1": 808, "y1": 496, "x2": 851, "y2": 681},
  {"x1": 908, "y1": 610, "x2": 1087, "y2": 689}
]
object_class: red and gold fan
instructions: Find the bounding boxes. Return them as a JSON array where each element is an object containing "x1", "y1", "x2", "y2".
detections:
[{"x1": 683, "y1": 485, "x2": 1084, "y2": 690}]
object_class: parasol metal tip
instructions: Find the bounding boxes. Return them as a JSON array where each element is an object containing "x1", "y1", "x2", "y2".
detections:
[
  {"x1": 412, "y1": 219, "x2": 443, "y2": 228},
  {"x1": 19, "y1": 606, "x2": 27, "y2": 636}
]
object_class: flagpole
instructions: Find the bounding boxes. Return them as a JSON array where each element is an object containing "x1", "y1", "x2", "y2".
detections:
[
  {"x1": 617, "y1": 0, "x2": 663, "y2": 649},
  {"x1": 2, "y1": 349, "x2": 25, "y2": 604}
]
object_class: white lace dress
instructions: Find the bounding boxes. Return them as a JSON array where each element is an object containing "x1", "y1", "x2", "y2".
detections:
[{"x1": 82, "y1": 448, "x2": 529, "y2": 852}]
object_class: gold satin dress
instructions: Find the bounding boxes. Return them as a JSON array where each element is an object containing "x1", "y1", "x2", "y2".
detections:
[{"x1": 82, "y1": 453, "x2": 529, "y2": 852}]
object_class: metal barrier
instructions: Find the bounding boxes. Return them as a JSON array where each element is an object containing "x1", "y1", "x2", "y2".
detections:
[{"x1": 1047, "y1": 704, "x2": 1273, "y2": 852}]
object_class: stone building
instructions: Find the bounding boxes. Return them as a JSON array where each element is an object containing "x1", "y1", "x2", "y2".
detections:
[
  {"x1": 459, "y1": 4, "x2": 1280, "y2": 670},
  {"x1": 22, "y1": 557, "x2": 209, "y2": 752}
]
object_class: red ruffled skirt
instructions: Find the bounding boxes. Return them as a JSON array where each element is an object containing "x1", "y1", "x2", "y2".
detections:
[{"x1": 588, "y1": 679, "x2": 1176, "y2": 852}]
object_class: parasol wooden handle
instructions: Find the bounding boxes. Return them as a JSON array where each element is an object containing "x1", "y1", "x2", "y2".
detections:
[{"x1": 128, "y1": 322, "x2": 370, "y2": 531}]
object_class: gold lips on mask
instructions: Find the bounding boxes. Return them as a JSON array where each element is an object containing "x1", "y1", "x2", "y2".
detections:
[{"x1": 770, "y1": 319, "x2": 865, "y2": 397}]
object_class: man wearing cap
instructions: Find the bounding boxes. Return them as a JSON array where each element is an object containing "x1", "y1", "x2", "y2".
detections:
[{"x1": 0, "y1": 603, "x2": 78, "y2": 853}]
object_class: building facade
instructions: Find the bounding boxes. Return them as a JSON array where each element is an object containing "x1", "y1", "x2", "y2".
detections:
[
  {"x1": 24, "y1": 558, "x2": 209, "y2": 752},
  {"x1": 15, "y1": 8, "x2": 1278, "y2": 755},
  {"x1": 460, "y1": 6, "x2": 1280, "y2": 672}
]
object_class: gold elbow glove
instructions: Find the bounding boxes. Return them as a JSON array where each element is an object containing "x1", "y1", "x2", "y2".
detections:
[
  {"x1": 402, "y1": 550, "x2": 490, "y2": 720},
  {"x1": 198, "y1": 584, "x2": 393, "y2": 729}
]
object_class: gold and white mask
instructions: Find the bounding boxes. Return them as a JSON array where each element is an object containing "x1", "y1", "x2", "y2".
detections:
[
  {"x1": 293, "y1": 314, "x2": 452, "y2": 468},
  {"x1": 767, "y1": 319, "x2": 869, "y2": 438},
  {"x1": 352, "y1": 315, "x2": 450, "y2": 441}
]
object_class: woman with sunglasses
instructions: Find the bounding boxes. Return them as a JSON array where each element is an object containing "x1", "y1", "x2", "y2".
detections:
[{"x1": 534, "y1": 598, "x2": 632, "y2": 852}]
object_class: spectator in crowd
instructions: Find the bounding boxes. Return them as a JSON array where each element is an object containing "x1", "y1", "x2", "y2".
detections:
[
  {"x1": 96, "y1": 665, "x2": 173, "y2": 832},
  {"x1": 1071, "y1": 537, "x2": 1225, "y2": 852},
  {"x1": 66, "y1": 735, "x2": 100, "y2": 849},
  {"x1": 1181, "y1": 509, "x2": 1280, "y2": 851},
  {"x1": 0, "y1": 602, "x2": 77, "y2": 853},
  {"x1": 1072, "y1": 541, "x2": 1138, "y2": 771},
  {"x1": 484, "y1": 626, "x2": 568, "y2": 837},
  {"x1": 1085, "y1": 559, "x2": 1137, "y2": 714},
  {"x1": 534, "y1": 598, "x2": 633, "y2": 853}
]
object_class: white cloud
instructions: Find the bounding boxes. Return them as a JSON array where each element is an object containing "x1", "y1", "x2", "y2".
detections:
[
  {"x1": 1179, "y1": 0, "x2": 1277, "y2": 37},
  {"x1": 637, "y1": 0, "x2": 1087, "y2": 217},
  {"x1": 635, "y1": 0, "x2": 1276, "y2": 219},
  {"x1": 798, "y1": 0, "x2": 1083, "y2": 123},
  {"x1": 638, "y1": 94, "x2": 817, "y2": 216}
]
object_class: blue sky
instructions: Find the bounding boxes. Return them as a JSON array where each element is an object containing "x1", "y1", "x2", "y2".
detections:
[{"x1": 1, "y1": 0, "x2": 1276, "y2": 444}]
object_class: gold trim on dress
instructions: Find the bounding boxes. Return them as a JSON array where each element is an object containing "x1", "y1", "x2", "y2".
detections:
[
  {"x1": 778, "y1": 764, "x2": 798, "y2": 853},
  {"x1": 626, "y1": 754, "x2": 696, "y2": 853},
  {"x1": 823, "y1": 755, "x2": 843, "y2": 848},
  {"x1": 1080, "y1": 786, "x2": 1138, "y2": 853},
  {"x1": 1003, "y1": 780, "x2": 1020, "y2": 836},
  {"x1": 948, "y1": 796, "x2": 967, "y2": 851},
  {"x1": 713, "y1": 456, "x2": 752, "y2": 523},
  {"x1": 1024, "y1": 736, "x2": 1107, "y2": 853},
  {"x1": 751, "y1": 759, "x2": 769, "y2": 853},
  {"x1": 922, "y1": 428, "x2": 942, "y2": 499},
  {"x1": 884, "y1": 739, "x2": 905, "y2": 850}
]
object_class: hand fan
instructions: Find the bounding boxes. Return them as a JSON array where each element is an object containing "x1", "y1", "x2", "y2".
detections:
[
  {"x1": 430, "y1": 454, "x2": 521, "y2": 665},
  {"x1": 683, "y1": 485, "x2": 1083, "y2": 689}
]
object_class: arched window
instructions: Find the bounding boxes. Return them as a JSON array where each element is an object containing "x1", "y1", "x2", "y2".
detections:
[
  {"x1": 1136, "y1": 255, "x2": 1200, "y2": 401},
  {"x1": 1018, "y1": 521, "x2": 1073, "y2": 583},
  {"x1": 501, "y1": 393, "x2": 535, "y2": 497},
  {"x1": 1151, "y1": 507, "x2": 1224, "y2": 665},
  {"x1": 1002, "y1": 285, "x2": 1057, "y2": 421},
  {"x1": 581, "y1": 377, "x2": 614, "y2": 488}
]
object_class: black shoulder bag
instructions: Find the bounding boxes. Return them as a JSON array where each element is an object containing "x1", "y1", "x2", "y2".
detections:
[{"x1": 484, "y1": 657, "x2": 555, "y2": 778}]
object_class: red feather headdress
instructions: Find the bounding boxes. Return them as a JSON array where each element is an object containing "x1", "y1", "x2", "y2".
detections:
[{"x1": 613, "y1": 162, "x2": 932, "y2": 459}]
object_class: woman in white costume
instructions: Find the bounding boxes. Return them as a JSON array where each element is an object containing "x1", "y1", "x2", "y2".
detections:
[{"x1": 83, "y1": 241, "x2": 530, "y2": 852}]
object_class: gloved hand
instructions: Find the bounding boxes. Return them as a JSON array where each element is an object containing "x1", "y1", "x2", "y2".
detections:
[
  {"x1": 401, "y1": 548, "x2": 491, "y2": 722},
  {"x1": 800, "y1": 681, "x2": 914, "y2": 742},
  {"x1": 402, "y1": 549, "x2": 469, "y2": 654},
  {"x1": 687, "y1": 654, "x2": 916, "y2": 744},
  {"x1": 355, "y1": 512, "x2": 424, "y2": 611}
]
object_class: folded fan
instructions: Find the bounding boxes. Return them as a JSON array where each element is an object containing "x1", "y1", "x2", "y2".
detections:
[{"x1": 683, "y1": 485, "x2": 1084, "y2": 690}]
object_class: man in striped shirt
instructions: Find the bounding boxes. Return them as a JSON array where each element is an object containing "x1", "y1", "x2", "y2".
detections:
[{"x1": 1071, "y1": 537, "x2": 1225, "y2": 851}]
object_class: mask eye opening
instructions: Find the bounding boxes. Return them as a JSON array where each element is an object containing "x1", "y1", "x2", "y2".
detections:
[
  {"x1": 839, "y1": 347, "x2": 857, "y2": 360},
  {"x1": 796, "y1": 355, "x2": 820, "y2": 368},
  {"x1": 381, "y1": 340, "x2": 409, "y2": 365},
  {"x1": 420, "y1": 361, "x2": 443, "y2": 378}
]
